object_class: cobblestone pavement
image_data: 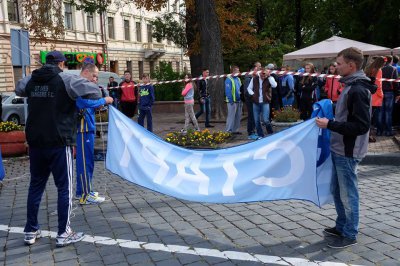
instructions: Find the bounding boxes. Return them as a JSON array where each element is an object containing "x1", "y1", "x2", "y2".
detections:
[{"x1": 1, "y1": 159, "x2": 399, "y2": 265}]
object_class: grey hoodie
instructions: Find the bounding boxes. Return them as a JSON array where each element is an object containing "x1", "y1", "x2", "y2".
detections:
[{"x1": 328, "y1": 70, "x2": 374, "y2": 158}]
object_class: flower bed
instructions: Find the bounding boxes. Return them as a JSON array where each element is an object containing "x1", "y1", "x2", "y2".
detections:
[
  {"x1": 272, "y1": 106, "x2": 300, "y2": 122},
  {"x1": 165, "y1": 129, "x2": 232, "y2": 148},
  {"x1": 0, "y1": 121, "x2": 27, "y2": 157}
]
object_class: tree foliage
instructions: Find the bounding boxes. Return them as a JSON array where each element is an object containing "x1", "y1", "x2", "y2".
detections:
[{"x1": 152, "y1": 62, "x2": 183, "y2": 101}]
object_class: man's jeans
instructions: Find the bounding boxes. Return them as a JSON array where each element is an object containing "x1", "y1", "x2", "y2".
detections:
[
  {"x1": 377, "y1": 91, "x2": 394, "y2": 135},
  {"x1": 331, "y1": 152, "x2": 361, "y2": 240},
  {"x1": 253, "y1": 102, "x2": 273, "y2": 137},
  {"x1": 195, "y1": 97, "x2": 211, "y2": 126}
]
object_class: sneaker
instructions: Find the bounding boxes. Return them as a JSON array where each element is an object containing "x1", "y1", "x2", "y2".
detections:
[
  {"x1": 328, "y1": 237, "x2": 357, "y2": 249},
  {"x1": 24, "y1": 230, "x2": 41, "y2": 245},
  {"x1": 180, "y1": 129, "x2": 187, "y2": 134},
  {"x1": 205, "y1": 124, "x2": 214, "y2": 128},
  {"x1": 256, "y1": 136, "x2": 263, "y2": 140},
  {"x1": 56, "y1": 231, "x2": 85, "y2": 247},
  {"x1": 323, "y1": 227, "x2": 342, "y2": 237},
  {"x1": 79, "y1": 193, "x2": 105, "y2": 205},
  {"x1": 75, "y1": 191, "x2": 98, "y2": 200},
  {"x1": 248, "y1": 134, "x2": 258, "y2": 140}
]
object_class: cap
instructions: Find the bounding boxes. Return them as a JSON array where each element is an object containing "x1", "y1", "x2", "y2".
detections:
[
  {"x1": 83, "y1": 57, "x2": 95, "y2": 64},
  {"x1": 45, "y1": 51, "x2": 67, "y2": 64},
  {"x1": 266, "y1": 63, "x2": 275, "y2": 70}
]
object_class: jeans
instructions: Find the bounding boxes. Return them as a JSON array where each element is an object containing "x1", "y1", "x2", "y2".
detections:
[
  {"x1": 331, "y1": 152, "x2": 361, "y2": 240},
  {"x1": 282, "y1": 96, "x2": 294, "y2": 107},
  {"x1": 377, "y1": 91, "x2": 394, "y2": 135},
  {"x1": 245, "y1": 97, "x2": 255, "y2": 135},
  {"x1": 195, "y1": 97, "x2": 211, "y2": 126},
  {"x1": 138, "y1": 109, "x2": 153, "y2": 132},
  {"x1": 253, "y1": 102, "x2": 273, "y2": 137}
]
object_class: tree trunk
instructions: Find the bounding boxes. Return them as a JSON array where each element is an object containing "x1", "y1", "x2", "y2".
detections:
[
  {"x1": 195, "y1": 0, "x2": 225, "y2": 120},
  {"x1": 295, "y1": 0, "x2": 302, "y2": 48}
]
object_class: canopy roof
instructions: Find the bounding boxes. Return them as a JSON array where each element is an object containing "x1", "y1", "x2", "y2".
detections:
[{"x1": 283, "y1": 36, "x2": 392, "y2": 60}]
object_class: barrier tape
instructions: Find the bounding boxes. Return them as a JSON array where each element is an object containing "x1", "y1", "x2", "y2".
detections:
[{"x1": 107, "y1": 70, "x2": 400, "y2": 90}]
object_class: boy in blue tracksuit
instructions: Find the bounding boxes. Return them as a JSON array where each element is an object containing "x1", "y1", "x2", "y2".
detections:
[
  {"x1": 76, "y1": 69, "x2": 113, "y2": 205},
  {"x1": 138, "y1": 73, "x2": 155, "y2": 132}
]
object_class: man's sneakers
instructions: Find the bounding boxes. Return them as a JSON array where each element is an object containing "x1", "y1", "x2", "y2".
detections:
[
  {"x1": 75, "y1": 191, "x2": 99, "y2": 200},
  {"x1": 247, "y1": 134, "x2": 258, "y2": 140},
  {"x1": 56, "y1": 231, "x2": 85, "y2": 247},
  {"x1": 323, "y1": 227, "x2": 342, "y2": 237},
  {"x1": 324, "y1": 227, "x2": 357, "y2": 249},
  {"x1": 79, "y1": 191, "x2": 105, "y2": 205},
  {"x1": 328, "y1": 237, "x2": 357, "y2": 249},
  {"x1": 24, "y1": 230, "x2": 41, "y2": 245}
]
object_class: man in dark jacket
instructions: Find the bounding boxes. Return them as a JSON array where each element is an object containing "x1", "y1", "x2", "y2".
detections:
[
  {"x1": 16, "y1": 51, "x2": 102, "y2": 247},
  {"x1": 316, "y1": 47, "x2": 374, "y2": 249},
  {"x1": 195, "y1": 68, "x2": 214, "y2": 128}
]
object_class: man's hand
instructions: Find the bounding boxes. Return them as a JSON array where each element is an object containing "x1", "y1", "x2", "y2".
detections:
[
  {"x1": 316, "y1": 117, "x2": 329, "y2": 129},
  {"x1": 104, "y1": 96, "x2": 114, "y2": 104},
  {"x1": 396, "y1": 96, "x2": 400, "y2": 103}
]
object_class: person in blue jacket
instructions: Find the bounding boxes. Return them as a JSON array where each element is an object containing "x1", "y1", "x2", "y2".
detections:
[
  {"x1": 137, "y1": 73, "x2": 155, "y2": 132},
  {"x1": 75, "y1": 63, "x2": 113, "y2": 204},
  {"x1": 225, "y1": 65, "x2": 242, "y2": 133}
]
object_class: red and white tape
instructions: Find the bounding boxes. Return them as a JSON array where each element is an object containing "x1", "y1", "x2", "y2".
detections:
[{"x1": 107, "y1": 70, "x2": 400, "y2": 90}]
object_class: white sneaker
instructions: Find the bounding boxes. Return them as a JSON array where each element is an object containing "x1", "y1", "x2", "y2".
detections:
[
  {"x1": 56, "y1": 231, "x2": 85, "y2": 247},
  {"x1": 75, "y1": 191, "x2": 98, "y2": 200},
  {"x1": 79, "y1": 193, "x2": 105, "y2": 205},
  {"x1": 24, "y1": 230, "x2": 41, "y2": 245}
]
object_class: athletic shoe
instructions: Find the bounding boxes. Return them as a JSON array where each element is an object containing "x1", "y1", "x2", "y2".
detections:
[
  {"x1": 180, "y1": 129, "x2": 187, "y2": 134},
  {"x1": 256, "y1": 136, "x2": 263, "y2": 140},
  {"x1": 79, "y1": 193, "x2": 105, "y2": 205},
  {"x1": 247, "y1": 134, "x2": 258, "y2": 140},
  {"x1": 75, "y1": 191, "x2": 98, "y2": 200},
  {"x1": 56, "y1": 231, "x2": 85, "y2": 247},
  {"x1": 323, "y1": 227, "x2": 342, "y2": 237},
  {"x1": 24, "y1": 230, "x2": 41, "y2": 245},
  {"x1": 328, "y1": 237, "x2": 357, "y2": 249}
]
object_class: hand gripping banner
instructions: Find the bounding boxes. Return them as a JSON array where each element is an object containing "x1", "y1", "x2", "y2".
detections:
[{"x1": 106, "y1": 106, "x2": 333, "y2": 207}]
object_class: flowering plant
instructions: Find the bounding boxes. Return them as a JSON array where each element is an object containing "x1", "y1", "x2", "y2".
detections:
[
  {"x1": 272, "y1": 106, "x2": 301, "y2": 122},
  {"x1": 0, "y1": 121, "x2": 22, "y2": 132},
  {"x1": 165, "y1": 129, "x2": 232, "y2": 148}
]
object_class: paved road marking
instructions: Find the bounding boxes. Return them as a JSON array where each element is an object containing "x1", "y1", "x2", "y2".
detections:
[{"x1": 0, "y1": 225, "x2": 362, "y2": 266}]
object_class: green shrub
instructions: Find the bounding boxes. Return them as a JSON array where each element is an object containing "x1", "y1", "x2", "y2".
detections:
[{"x1": 152, "y1": 61, "x2": 184, "y2": 101}]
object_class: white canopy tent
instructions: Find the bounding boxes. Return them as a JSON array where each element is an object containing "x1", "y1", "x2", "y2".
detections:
[
  {"x1": 393, "y1": 47, "x2": 400, "y2": 55},
  {"x1": 283, "y1": 36, "x2": 392, "y2": 71}
]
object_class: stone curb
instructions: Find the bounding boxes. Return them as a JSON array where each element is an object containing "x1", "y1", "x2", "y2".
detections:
[{"x1": 361, "y1": 152, "x2": 400, "y2": 166}]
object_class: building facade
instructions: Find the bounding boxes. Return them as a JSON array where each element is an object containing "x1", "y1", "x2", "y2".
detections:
[{"x1": 0, "y1": 0, "x2": 189, "y2": 93}]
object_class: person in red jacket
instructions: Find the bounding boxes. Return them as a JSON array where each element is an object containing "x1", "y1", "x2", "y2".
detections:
[
  {"x1": 324, "y1": 62, "x2": 343, "y2": 110},
  {"x1": 119, "y1": 70, "x2": 137, "y2": 118},
  {"x1": 364, "y1": 56, "x2": 385, "y2": 142}
]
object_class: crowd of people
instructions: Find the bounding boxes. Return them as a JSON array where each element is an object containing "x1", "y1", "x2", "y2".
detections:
[{"x1": 221, "y1": 55, "x2": 399, "y2": 140}]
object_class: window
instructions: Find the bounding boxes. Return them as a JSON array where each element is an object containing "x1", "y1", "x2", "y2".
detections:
[
  {"x1": 176, "y1": 61, "x2": 180, "y2": 72},
  {"x1": 147, "y1": 24, "x2": 152, "y2": 43},
  {"x1": 138, "y1": 61, "x2": 144, "y2": 78},
  {"x1": 167, "y1": 39, "x2": 171, "y2": 45},
  {"x1": 108, "y1": 17, "x2": 115, "y2": 39},
  {"x1": 150, "y1": 61, "x2": 155, "y2": 75},
  {"x1": 64, "y1": 3, "x2": 73, "y2": 30},
  {"x1": 126, "y1": 61, "x2": 132, "y2": 73},
  {"x1": 124, "y1": 19, "x2": 130, "y2": 41},
  {"x1": 136, "y1": 22, "x2": 142, "y2": 42},
  {"x1": 7, "y1": 0, "x2": 19, "y2": 22},
  {"x1": 87, "y1": 13, "x2": 94, "y2": 32}
]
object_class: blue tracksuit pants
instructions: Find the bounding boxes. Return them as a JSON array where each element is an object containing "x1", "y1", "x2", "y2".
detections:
[
  {"x1": 76, "y1": 131, "x2": 95, "y2": 198},
  {"x1": 25, "y1": 146, "x2": 73, "y2": 236}
]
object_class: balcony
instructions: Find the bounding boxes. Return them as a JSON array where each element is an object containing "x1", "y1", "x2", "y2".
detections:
[{"x1": 143, "y1": 43, "x2": 166, "y2": 59}]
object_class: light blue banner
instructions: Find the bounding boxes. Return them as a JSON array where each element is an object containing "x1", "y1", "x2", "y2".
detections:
[{"x1": 106, "y1": 107, "x2": 333, "y2": 206}]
